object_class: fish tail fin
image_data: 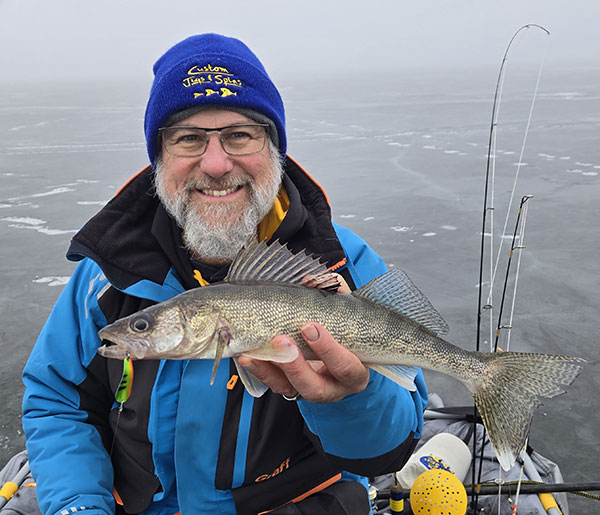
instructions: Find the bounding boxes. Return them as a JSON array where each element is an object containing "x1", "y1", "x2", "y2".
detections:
[{"x1": 470, "y1": 352, "x2": 584, "y2": 471}]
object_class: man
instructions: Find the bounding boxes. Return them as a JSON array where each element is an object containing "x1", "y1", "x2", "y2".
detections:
[{"x1": 22, "y1": 34, "x2": 427, "y2": 515}]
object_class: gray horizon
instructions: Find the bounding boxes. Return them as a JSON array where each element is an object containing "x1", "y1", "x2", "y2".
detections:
[{"x1": 1, "y1": 0, "x2": 598, "y2": 84}]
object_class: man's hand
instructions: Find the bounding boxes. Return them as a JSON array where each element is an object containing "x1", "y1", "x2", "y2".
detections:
[{"x1": 237, "y1": 322, "x2": 370, "y2": 403}]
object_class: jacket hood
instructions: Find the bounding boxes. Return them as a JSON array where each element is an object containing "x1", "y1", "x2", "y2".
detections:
[{"x1": 67, "y1": 157, "x2": 346, "y2": 291}]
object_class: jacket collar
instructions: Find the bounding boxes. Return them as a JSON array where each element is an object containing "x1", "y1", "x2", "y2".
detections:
[{"x1": 67, "y1": 157, "x2": 345, "y2": 291}]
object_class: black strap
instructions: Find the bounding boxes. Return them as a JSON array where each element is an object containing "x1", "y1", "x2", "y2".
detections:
[{"x1": 266, "y1": 481, "x2": 371, "y2": 515}]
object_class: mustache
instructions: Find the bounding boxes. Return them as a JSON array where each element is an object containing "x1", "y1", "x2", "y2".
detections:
[{"x1": 182, "y1": 175, "x2": 253, "y2": 192}]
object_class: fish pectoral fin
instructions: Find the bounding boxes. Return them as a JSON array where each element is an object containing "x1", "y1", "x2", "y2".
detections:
[
  {"x1": 209, "y1": 323, "x2": 231, "y2": 386},
  {"x1": 368, "y1": 364, "x2": 419, "y2": 391},
  {"x1": 232, "y1": 342, "x2": 299, "y2": 397},
  {"x1": 239, "y1": 341, "x2": 299, "y2": 363},
  {"x1": 233, "y1": 357, "x2": 269, "y2": 397}
]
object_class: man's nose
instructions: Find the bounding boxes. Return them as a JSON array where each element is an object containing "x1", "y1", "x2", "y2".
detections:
[{"x1": 199, "y1": 134, "x2": 233, "y2": 178}]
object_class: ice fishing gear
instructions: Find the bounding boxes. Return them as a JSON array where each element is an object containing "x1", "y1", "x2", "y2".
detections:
[
  {"x1": 109, "y1": 354, "x2": 133, "y2": 457},
  {"x1": 473, "y1": 23, "x2": 550, "y2": 512},
  {"x1": 0, "y1": 460, "x2": 30, "y2": 510},
  {"x1": 395, "y1": 433, "x2": 471, "y2": 489},
  {"x1": 520, "y1": 450, "x2": 562, "y2": 515},
  {"x1": 409, "y1": 469, "x2": 468, "y2": 514},
  {"x1": 389, "y1": 482, "x2": 405, "y2": 514}
]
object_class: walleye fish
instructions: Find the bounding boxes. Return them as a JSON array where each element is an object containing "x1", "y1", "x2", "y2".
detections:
[{"x1": 98, "y1": 239, "x2": 584, "y2": 471}]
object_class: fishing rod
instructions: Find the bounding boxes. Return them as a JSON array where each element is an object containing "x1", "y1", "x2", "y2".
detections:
[
  {"x1": 492, "y1": 194, "x2": 533, "y2": 353},
  {"x1": 375, "y1": 481, "x2": 600, "y2": 499},
  {"x1": 472, "y1": 23, "x2": 550, "y2": 512},
  {"x1": 476, "y1": 23, "x2": 550, "y2": 354},
  {"x1": 474, "y1": 193, "x2": 537, "y2": 514}
]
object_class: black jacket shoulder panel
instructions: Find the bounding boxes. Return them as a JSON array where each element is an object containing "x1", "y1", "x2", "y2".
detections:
[
  {"x1": 274, "y1": 159, "x2": 346, "y2": 268},
  {"x1": 67, "y1": 167, "x2": 172, "y2": 289}
]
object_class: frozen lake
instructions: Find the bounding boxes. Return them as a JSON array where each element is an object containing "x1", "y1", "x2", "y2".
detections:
[{"x1": 1, "y1": 67, "x2": 598, "y2": 511}]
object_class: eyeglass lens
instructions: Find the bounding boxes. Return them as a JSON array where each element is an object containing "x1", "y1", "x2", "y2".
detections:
[{"x1": 161, "y1": 125, "x2": 267, "y2": 156}]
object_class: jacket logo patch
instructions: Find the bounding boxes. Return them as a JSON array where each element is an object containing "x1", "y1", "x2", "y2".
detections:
[{"x1": 255, "y1": 457, "x2": 291, "y2": 482}]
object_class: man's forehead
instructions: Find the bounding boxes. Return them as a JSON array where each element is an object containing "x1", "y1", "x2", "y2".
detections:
[
  {"x1": 183, "y1": 109, "x2": 255, "y2": 127},
  {"x1": 169, "y1": 107, "x2": 256, "y2": 128}
]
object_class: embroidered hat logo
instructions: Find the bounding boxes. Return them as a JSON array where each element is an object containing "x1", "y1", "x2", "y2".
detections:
[{"x1": 182, "y1": 63, "x2": 244, "y2": 99}]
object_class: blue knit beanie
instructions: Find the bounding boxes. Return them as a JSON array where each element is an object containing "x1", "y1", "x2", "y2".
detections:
[{"x1": 144, "y1": 33, "x2": 286, "y2": 168}]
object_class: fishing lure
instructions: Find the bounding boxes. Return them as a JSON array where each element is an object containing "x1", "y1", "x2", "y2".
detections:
[
  {"x1": 109, "y1": 354, "x2": 133, "y2": 457},
  {"x1": 115, "y1": 355, "x2": 134, "y2": 404}
]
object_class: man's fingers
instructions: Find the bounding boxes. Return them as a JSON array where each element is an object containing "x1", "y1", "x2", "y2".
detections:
[
  {"x1": 300, "y1": 323, "x2": 369, "y2": 389},
  {"x1": 274, "y1": 323, "x2": 369, "y2": 402},
  {"x1": 237, "y1": 343, "x2": 298, "y2": 398},
  {"x1": 271, "y1": 343, "x2": 325, "y2": 399},
  {"x1": 238, "y1": 326, "x2": 369, "y2": 403},
  {"x1": 335, "y1": 275, "x2": 352, "y2": 294}
]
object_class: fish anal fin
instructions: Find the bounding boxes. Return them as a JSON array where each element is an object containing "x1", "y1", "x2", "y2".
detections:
[
  {"x1": 368, "y1": 364, "x2": 419, "y2": 391},
  {"x1": 354, "y1": 269, "x2": 449, "y2": 335}
]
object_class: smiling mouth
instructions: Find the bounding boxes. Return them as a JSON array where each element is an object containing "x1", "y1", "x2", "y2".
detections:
[{"x1": 198, "y1": 185, "x2": 243, "y2": 197}]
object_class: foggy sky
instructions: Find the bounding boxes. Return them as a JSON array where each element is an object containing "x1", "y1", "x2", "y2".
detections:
[{"x1": 1, "y1": 0, "x2": 598, "y2": 85}]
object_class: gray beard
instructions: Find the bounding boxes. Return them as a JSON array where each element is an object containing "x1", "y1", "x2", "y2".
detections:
[{"x1": 154, "y1": 150, "x2": 283, "y2": 264}]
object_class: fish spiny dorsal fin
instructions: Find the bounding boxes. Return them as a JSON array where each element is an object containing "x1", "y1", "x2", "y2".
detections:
[
  {"x1": 226, "y1": 238, "x2": 271, "y2": 279},
  {"x1": 301, "y1": 272, "x2": 341, "y2": 292},
  {"x1": 225, "y1": 239, "x2": 330, "y2": 286},
  {"x1": 353, "y1": 269, "x2": 449, "y2": 335}
]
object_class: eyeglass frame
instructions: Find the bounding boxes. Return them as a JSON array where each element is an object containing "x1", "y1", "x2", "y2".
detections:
[{"x1": 158, "y1": 123, "x2": 271, "y2": 157}]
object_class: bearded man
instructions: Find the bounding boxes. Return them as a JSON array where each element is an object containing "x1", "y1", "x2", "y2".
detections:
[{"x1": 22, "y1": 33, "x2": 427, "y2": 515}]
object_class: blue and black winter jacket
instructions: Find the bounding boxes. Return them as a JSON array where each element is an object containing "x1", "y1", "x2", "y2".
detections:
[{"x1": 22, "y1": 158, "x2": 427, "y2": 515}]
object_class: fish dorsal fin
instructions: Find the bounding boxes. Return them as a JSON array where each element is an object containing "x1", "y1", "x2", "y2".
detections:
[
  {"x1": 353, "y1": 269, "x2": 449, "y2": 335},
  {"x1": 225, "y1": 239, "x2": 329, "y2": 286}
]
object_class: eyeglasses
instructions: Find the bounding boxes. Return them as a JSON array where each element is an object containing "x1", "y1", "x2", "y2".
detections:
[{"x1": 158, "y1": 124, "x2": 270, "y2": 157}]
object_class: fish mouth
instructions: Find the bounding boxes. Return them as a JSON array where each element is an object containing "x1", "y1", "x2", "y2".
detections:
[{"x1": 97, "y1": 328, "x2": 150, "y2": 360}]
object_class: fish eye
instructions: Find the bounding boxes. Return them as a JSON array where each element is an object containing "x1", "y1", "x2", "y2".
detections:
[{"x1": 130, "y1": 313, "x2": 153, "y2": 333}]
